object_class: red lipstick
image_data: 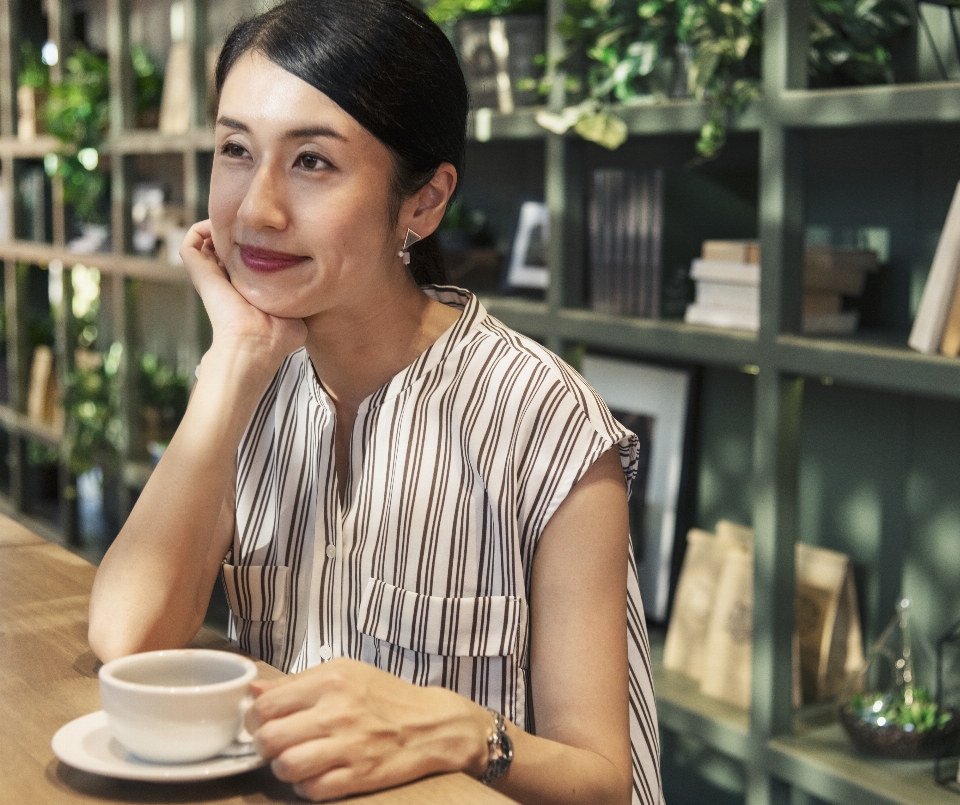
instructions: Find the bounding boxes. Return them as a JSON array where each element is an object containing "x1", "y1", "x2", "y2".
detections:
[{"x1": 239, "y1": 244, "x2": 308, "y2": 273}]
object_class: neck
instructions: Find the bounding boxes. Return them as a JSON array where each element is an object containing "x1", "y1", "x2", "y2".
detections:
[{"x1": 303, "y1": 273, "x2": 459, "y2": 413}]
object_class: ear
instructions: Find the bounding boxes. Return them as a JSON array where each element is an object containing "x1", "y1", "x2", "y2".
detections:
[{"x1": 398, "y1": 163, "x2": 458, "y2": 242}]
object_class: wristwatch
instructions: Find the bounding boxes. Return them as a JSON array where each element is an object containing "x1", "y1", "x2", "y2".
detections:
[{"x1": 479, "y1": 710, "x2": 513, "y2": 786}]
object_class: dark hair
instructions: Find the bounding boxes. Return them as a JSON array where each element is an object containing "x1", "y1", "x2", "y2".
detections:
[{"x1": 215, "y1": 0, "x2": 468, "y2": 285}]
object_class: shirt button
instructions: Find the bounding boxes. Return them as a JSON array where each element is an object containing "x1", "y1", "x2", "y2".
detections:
[
  {"x1": 319, "y1": 644, "x2": 333, "y2": 661},
  {"x1": 325, "y1": 544, "x2": 336, "y2": 559}
]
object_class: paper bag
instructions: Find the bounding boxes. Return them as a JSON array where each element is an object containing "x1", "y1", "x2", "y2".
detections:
[
  {"x1": 699, "y1": 543, "x2": 754, "y2": 709},
  {"x1": 663, "y1": 528, "x2": 729, "y2": 680},
  {"x1": 795, "y1": 542, "x2": 864, "y2": 701}
]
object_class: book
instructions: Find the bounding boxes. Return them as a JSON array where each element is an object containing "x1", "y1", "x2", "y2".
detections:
[
  {"x1": 702, "y1": 239, "x2": 760, "y2": 264},
  {"x1": 694, "y1": 280, "x2": 759, "y2": 311},
  {"x1": 940, "y1": 278, "x2": 960, "y2": 357},
  {"x1": 588, "y1": 168, "x2": 665, "y2": 317},
  {"x1": 684, "y1": 303, "x2": 759, "y2": 330},
  {"x1": 909, "y1": 180, "x2": 960, "y2": 353},
  {"x1": 689, "y1": 258, "x2": 760, "y2": 286}
]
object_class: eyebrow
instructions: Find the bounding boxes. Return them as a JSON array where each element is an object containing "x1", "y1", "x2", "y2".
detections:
[{"x1": 216, "y1": 116, "x2": 347, "y2": 142}]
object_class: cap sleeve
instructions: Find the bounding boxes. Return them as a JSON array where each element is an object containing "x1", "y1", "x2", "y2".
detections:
[{"x1": 514, "y1": 355, "x2": 641, "y2": 545}]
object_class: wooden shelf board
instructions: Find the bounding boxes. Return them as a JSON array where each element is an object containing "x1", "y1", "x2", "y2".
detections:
[
  {"x1": 467, "y1": 107, "x2": 544, "y2": 141},
  {"x1": 109, "y1": 129, "x2": 215, "y2": 154},
  {"x1": 0, "y1": 405, "x2": 63, "y2": 447},
  {"x1": 653, "y1": 663, "x2": 752, "y2": 761},
  {"x1": 0, "y1": 240, "x2": 192, "y2": 284},
  {"x1": 557, "y1": 309, "x2": 760, "y2": 367},
  {"x1": 767, "y1": 723, "x2": 958, "y2": 805},
  {"x1": 466, "y1": 100, "x2": 761, "y2": 142},
  {"x1": 775, "y1": 332, "x2": 960, "y2": 401},
  {"x1": 0, "y1": 135, "x2": 62, "y2": 159},
  {"x1": 778, "y1": 81, "x2": 960, "y2": 128}
]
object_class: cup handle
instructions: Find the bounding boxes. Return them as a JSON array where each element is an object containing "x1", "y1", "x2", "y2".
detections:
[{"x1": 237, "y1": 694, "x2": 254, "y2": 743}]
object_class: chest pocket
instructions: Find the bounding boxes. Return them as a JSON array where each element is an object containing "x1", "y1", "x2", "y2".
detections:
[
  {"x1": 221, "y1": 563, "x2": 290, "y2": 664},
  {"x1": 357, "y1": 578, "x2": 524, "y2": 657}
]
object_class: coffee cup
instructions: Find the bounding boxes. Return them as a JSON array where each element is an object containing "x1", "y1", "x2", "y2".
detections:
[{"x1": 98, "y1": 648, "x2": 258, "y2": 763}]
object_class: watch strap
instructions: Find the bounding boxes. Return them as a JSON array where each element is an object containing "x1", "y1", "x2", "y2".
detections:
[{"x1": 478, "y1": 709, "x2": 513, "y2": 786}]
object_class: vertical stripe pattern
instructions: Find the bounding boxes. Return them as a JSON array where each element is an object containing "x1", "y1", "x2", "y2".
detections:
[{"x1": 226, "y1": 286, "x2": 663, "y2": 804}]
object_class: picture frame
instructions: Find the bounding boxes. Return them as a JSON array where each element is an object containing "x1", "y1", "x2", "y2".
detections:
[
  {"x1": 581, "y1": 354, "x2": 691, "y2": 622},
  {"x1": 505, "y1": 201, "x2": 549, "y2": 290}
]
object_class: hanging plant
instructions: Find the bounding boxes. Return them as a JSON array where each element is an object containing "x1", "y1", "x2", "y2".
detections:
[
  {"x1": 681, "y1": 0, "x2": 764, "y2": 158},
  {"x1": 809, "y1": 0, "x2": 912, "y2": 87},
  {"x1": 43, "y1": 47, "x2": 110, "y2": 225}
]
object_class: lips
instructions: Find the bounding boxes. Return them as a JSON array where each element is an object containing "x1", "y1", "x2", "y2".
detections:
[{"x1": 238, "y1": 244, "x2": 308, "y2": 273}]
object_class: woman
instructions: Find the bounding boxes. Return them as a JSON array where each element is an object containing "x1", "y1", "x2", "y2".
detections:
[{"x1": 88, "y1": 2, "x2": 663, "y2": 803}]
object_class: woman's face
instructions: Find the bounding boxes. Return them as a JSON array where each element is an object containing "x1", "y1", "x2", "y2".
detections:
[{"x1": 209, "y1": 52, "x2": 403, "y2": 320}]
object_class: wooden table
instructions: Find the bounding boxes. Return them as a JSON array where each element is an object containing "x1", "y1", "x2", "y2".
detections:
[{"x1": 0, "y1": 515, "x2": 513, "y2": 804}]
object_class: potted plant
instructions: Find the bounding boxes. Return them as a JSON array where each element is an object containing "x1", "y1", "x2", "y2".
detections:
[
  {"x1": 546, "y1": 0, "x2": 911, "y2": 158},
  {"x1": 424, "y1": 0, "x2": 547, "y2": 113}
]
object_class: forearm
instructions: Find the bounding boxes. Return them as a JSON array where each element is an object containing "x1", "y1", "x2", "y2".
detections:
[
  {"x1": 88, "y1": 346, "x2": 279, "y2": 660},
  {"x1": 415, "y1": 688, "x2": 630, "y2": 805}
]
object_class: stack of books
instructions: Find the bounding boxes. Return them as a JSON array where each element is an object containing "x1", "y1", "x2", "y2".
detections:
[
  {"x1": 909, "y1": 180, "x2": 960, "y2": 356},
  {"x1": 588, "y1": 168, "x2": 665, "y2": 318},
  {"x1": 684, "y1": 240, "x2": 878, "y2": 334}
]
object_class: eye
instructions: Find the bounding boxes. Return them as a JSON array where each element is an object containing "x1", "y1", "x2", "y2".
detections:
[
  {"x1": 296, "y1": 152, "x2": 328, "y2": 171},
  {"x1": 220, "y1": 141, "x2": 248, "y2": 159}
]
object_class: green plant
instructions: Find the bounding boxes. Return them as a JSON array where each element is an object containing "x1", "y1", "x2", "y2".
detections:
[
  {"x1": 19, "y1": 42, "x2": 50, "y2": 90},
  {"x1": 63, "y1": 343, "x2": 123, "y2": 476},
  {"x1": 848, "y1": 688, "x2": 953, "y2": 733},
  {"x1": 809, "y1": 0, "x2": 911, "y2": 87},
  {"x1": 131, "y1": 44, "x2": 164, "y2": 126},
  {"x1": 423, "y1": 0, "x2": 544, "y2": 24},
  {"x1": 682, "y1": 0, "x2": 764, "y2": 158},
  {"x1": 550, "y1": 0, "x2": 910, "y2": 158},
  {"x1": 43, "y1": 47, "x2": 110, "y2": 224},
  {"x1": 139, "y1": 353, "x2": 189, "y2": 444}
]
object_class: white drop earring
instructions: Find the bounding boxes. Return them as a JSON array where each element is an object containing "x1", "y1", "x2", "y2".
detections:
[{"x1": 398, "y1": 228, "x2": 422, "y2": 265}]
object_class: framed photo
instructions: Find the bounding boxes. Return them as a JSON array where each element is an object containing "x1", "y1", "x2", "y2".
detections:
[
  {"x1": 581, "y1": 355, "x2": 691, "y2": 622},
  {"x1": 505, "y1": 201, "x2": 549, "y2": 290}
]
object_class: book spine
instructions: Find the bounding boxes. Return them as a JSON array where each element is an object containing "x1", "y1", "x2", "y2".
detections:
[
  {"x1": 648, "y1": 169, "x2": 664, "y2": 319},
  {"x1": 939, "y1": 278, "x2": 960, "y2": 357}
]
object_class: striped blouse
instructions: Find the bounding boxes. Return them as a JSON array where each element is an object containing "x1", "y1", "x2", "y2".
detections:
[{"x1": 221, "y1": 285, "x2": 663, "y2": 804}]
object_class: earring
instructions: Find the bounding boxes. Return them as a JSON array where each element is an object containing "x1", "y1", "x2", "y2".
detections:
[{"x1": 398, "y1": 228, "x2": 422, "y2": 265}]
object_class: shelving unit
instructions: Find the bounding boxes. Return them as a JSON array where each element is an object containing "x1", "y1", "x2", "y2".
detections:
[
  {"x1": 481, "y1": 2, "x2": 960, "y2": 805},
  {"x1": 0, "y1": 1, "x2": 957, "y2": 803},
  {"x1": 0, "y1": 0, "x2": 211, "y2": 547}
]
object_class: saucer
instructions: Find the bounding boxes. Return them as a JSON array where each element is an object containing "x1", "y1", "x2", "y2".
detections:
[{"x1": 52, "y1": 711, "x2": 268, "y2": 781}]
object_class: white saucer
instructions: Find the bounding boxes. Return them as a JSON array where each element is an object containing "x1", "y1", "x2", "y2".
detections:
[{"x1": 51, "y1": 711, "x2": 268, "y2": 782}]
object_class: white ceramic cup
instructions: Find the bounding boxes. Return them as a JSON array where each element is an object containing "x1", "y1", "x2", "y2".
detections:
[{"x1": 98, "y1": 648, "x2": 257, "y2": 763}]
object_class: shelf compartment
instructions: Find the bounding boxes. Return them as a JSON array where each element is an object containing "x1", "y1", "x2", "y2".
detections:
[
  {"x1": 109, "y1": 129, "x2": 216, "y2": 154},
  {"x1": 0, "y1": 240, "x2": 191, "y2": 284},
  {"x1": 775, "y1": 332, "x2": 960, "y2": 401},
  {"x1": 777, "y1": 81, "x2": 960, "y2": 129},
  {"x1": 0, "y1": 405, "x2": 62, "y2": 448},
  {"x1": 556, "y1": 309, "x2": 759, "y2": 368},
  {"x1": 767, "y1": 722, "x2": 956, "y2": 805}
]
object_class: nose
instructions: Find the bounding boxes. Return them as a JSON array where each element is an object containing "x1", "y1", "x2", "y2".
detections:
[{"x1": 237, "y1": 162, "x2": 289, "y2": 231}]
